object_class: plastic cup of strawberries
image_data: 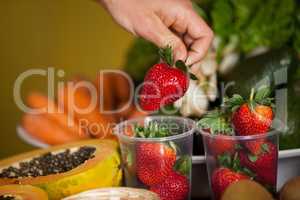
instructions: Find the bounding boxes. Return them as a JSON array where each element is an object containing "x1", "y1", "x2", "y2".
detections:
[
  {"x1": 198, "y1": 87, "x2": 282, "y2": 200},
  {"x1": 114, "y1": 116, "x2": 195, "y2": 200}
]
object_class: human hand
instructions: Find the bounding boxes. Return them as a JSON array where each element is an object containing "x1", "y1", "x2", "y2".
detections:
[{"x1": 100, "y1": 0, "x2": 213, "y2": 72}]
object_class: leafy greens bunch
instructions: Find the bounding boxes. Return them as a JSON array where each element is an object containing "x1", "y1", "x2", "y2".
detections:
[{"x1": 212, "y1": 0, "x2": 297, "y2": 54}]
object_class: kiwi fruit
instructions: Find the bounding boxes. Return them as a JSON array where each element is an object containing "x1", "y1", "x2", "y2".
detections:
[
  {"x1": 221, "y1": 180, "x2": 273, "y2": 200},
  {"x1": 280, "y1": 176, "x2": 300, "y2": 200}
]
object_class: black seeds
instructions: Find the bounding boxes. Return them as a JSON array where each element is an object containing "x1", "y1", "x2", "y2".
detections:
[
  {"x1": 0, "y1": 195, "x2": 16, "y2": 200},
  {"x1": 0, "y1": 146, "x2": 96, "y2": 179}
]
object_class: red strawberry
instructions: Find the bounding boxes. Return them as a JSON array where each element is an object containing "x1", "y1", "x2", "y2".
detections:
[
  {"x1": 198, "y1": 110, "x2": 236, "y2": 155},
  {"x1": 139, "y1": 47, "x2": 189, "y2": 111},
  {"x1": 208, "y1": 136, "x2": 236, "y2": 156},
  {"x1": 244, "y1": 139, "x2": 265, "y2": 155},
  {"x1": 239, "y1": 142, "x2": 278, "y2": 185},
  {"x1": 232, "y1": 103, "x2": 273, "y2": 135},
  {"x1": 225, "y1": 87, "x2": 274, "y2": 154},
  {"x1": 136, "y1": 142, "x2": 176, "y2": 186},
  {"x1": 150, "y1": 171, "x2": 189, "y2": 200},
  {"x1": 211, "y1": 167, "x2": 249, "y2": 200}
]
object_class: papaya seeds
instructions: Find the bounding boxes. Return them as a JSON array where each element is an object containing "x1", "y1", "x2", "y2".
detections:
[
  {"x1": 280, "y1": 176, "x2": 300, "y2": 200},
  {"x1": 221, "y1": 180, "x2": 274, "y2": 200},
  {"x1": 0, "y1": 147, "x2": 96, "y2": 179},
  {"x1": 0, "y1": 139, "x2": 122, "y2": 200}
]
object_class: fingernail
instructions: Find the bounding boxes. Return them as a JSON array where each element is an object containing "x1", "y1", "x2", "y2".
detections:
[{"x1": 186, "y1": 56, "x2": 193, "y2": 66}]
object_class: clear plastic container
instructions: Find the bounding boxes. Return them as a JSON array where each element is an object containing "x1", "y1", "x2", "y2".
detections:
[
  {"x1": 200, "y1": 129, "x2": 279, "y2": 200},
  {"x1": 114, "y1": 116, "x2": 195, "y2": 200}
]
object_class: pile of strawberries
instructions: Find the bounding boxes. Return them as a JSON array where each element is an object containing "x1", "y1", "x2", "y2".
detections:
[
  {"x1": 125, "y1": 123, "x2": 191, "y2": 200},
  {"x1": 198, "y1": 86, "x2": 277, "y2": 200},
  {"x1": 136, "y1": 142, "x2": 189, "y2": 200},
  {"x1": 137, "y1": 45, "x2": 278, "y2": 199}
]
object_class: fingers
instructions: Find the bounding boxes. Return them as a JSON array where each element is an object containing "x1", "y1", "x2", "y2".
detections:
[
  {"x1": 183, "y1": 34, "x2": 194, "y2": 48},
  {"x1": 185, "y1": 12, "x2": 214, "y2": 65},
  {"x1": 168, "y1": 9, "x2": 213, "y2": 65},
  {"x1": 134, "y1": 9, "x2": 213, "y2": 65},
  {"x1": 135, "y1": 14, "x2": 187, "y2": 62}
]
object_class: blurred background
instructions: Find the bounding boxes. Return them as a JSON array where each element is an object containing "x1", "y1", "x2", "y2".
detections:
[{"x1": 0, "y1": 0, "x2": 133, "y2": 158}]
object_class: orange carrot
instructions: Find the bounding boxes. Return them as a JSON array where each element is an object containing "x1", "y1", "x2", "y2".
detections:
[
  {"x1": 57, "y1": 81, "x2": 116, "y2": 139},
  {"x1": 22, "y1": 114, "x2": 81, "y2": 145},
  {"x1": 26, "y1": 92, "x2": 88, "y2": 139}
]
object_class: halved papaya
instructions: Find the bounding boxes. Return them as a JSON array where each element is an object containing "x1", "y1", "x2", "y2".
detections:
[
  {"x1": 0, "y1": 185, "x2": 48, "y2": 200},
  {"x1": 0, "y1": 139, "x2": 122, "y2": 200}
]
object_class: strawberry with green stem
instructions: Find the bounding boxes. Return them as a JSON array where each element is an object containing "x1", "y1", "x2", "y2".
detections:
[
  {"x1": 134, "y1": 122, "x2": 177, "y2": 186},
  {"x1": 239, "y1": 141, "x2": 278, "y2": 186},
  {"x1": 224, "y1": 86, "x2": 274, "y2": 154},
  {"x1": 139, "y1": 46, "x2": 189, "y2": 111},
  {"x1": 136, "y1": 142, "x2": 176, "y2": 186},
  {"x1": 212, "y1": 153, "x2": 254, "y2": 200},
  {"x1": 211, "y1": 167, "x2": 249, "y2": 200},
  {"x1": 225, "y1": 86, "x2": 274, "y2": 136},
  {"x1": 133, "y1": 121, "x2": 193, "y2": 197},
  {"x1": 198, "y1": 110, "x2": 236, "y2": 155}
]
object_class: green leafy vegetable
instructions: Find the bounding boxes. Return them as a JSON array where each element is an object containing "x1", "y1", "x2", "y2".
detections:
[{"x1": 212, "y1": 0, "x2": 296, "y2": 53}]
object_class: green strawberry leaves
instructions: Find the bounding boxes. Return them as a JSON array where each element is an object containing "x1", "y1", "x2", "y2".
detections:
[
  {"x1": 174, "y1": 155, "x2": 192, "y2": 177},
  {"x1": 224, "y1": 85, "x2": 275, "y2": 113},
  {"x1": 224, "y1": 94, "x2": 245, "y2": 112},
  {"x1": 255, "y1": 86, "x2": 271, "y2": 102},
  {"x1": 242, "y1": 167, "x2": 256, "y2": 178},
  {"x1": 218, "y1": 152, "x2": 256, "y2": 179},
  {"x1": 159, "y1": 46, "x2": 198, "y2": 81},
  {"x1": 248, "y1": 143, "x2": 270, "y2": 162},
  {"x1": 218, "y1": 153, "x2": 233, "y2": 168},
  {"x1": 159, "y1": 45, "x2": 174, "y2": 66},
  {"x1": 134, "y1": 122, "x2": 171, "y2": 138},
  {"x1": 254, "y1": 86, "x2": 274, "y2": 107},
  {"x1": 198, "y1": 110, "x2": 234, "y2": 135},
  {"x1": 235, "y1": 143, "x2": 243, "y2": 150},
  {"x1": 175, "y1": 60, "x2": 187, "y2": 72},
  {"x1": 175, "y1": 60, "x2": 198, "y2": 80},
  {"x1": 261, "y1": 143, "x2": 270, "y2": 153},
  {"x1": 134, "y1": 125, "x2": 146, "y2": 138},
  {"x1": 248, "y1": 154, "x2": 258, "y2": 162}
]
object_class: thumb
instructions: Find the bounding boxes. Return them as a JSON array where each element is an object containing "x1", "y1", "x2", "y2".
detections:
[{"x1": 135, "y1": 15, "x2": 187, "y2": 62}]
